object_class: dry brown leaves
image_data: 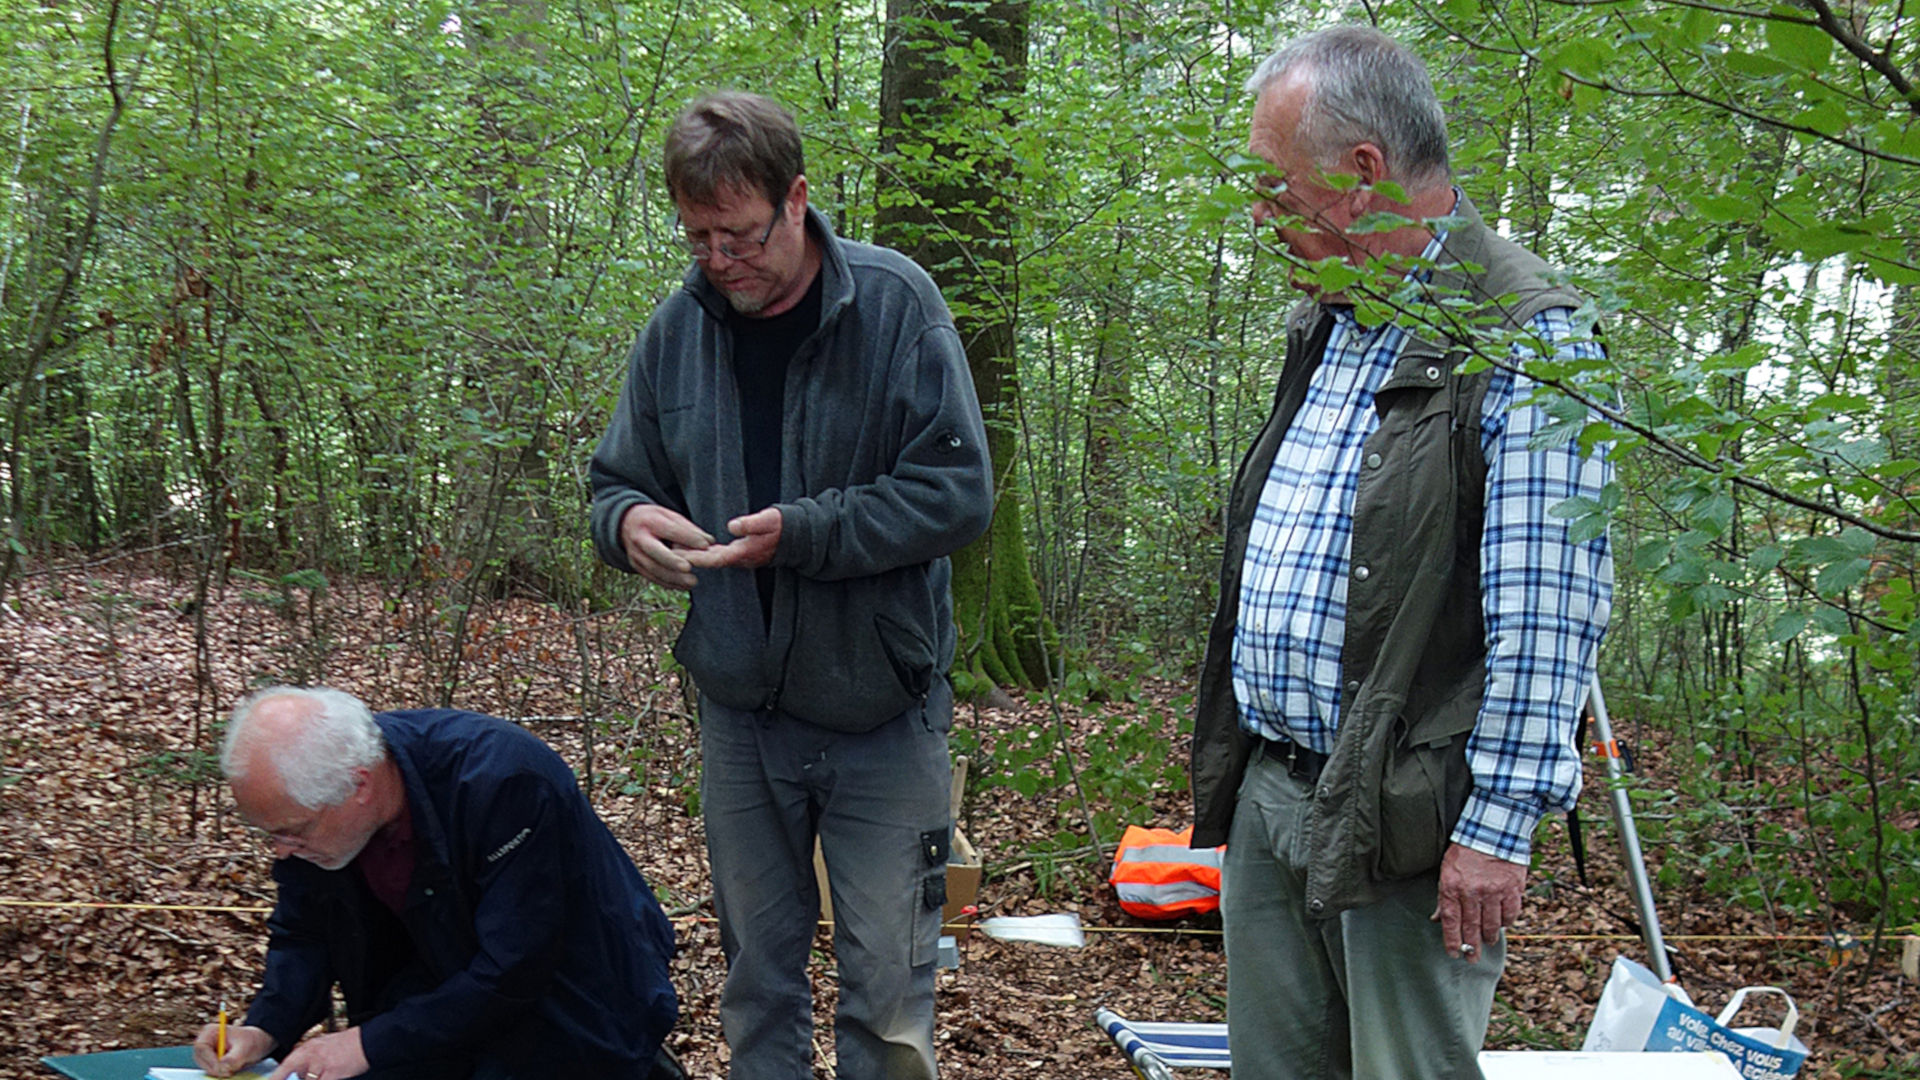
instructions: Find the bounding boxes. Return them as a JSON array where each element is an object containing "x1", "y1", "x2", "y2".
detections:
[{"x1": 0, "y1": 561, "x2": 1912, "y2": 1078}]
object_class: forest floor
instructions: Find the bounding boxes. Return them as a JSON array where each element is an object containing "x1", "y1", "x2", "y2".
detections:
[{"x1": 0, "y1": 563, "x2": 1914, "y2": 1078}]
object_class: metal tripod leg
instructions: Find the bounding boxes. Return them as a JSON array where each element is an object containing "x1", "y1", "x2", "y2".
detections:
[{"x1": 1588, "y1": 672, "x2": 1674, "y2": 982}]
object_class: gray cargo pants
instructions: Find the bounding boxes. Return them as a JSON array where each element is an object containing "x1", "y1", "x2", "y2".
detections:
[
  {"x1": 700, "y1": 682, "x2": 952, "y2": 1080},
  {"x1": 1222, "y1": 751, "x2": 1504, "y2": 1080}
]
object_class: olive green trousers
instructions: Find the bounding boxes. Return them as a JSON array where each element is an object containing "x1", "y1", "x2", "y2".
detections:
[{"x1": 1222, "y1": 752, "x2": 1505, "y2": 1080}]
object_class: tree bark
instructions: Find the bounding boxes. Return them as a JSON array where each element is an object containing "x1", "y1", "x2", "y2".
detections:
[{"x1": 874, "y1": 0, "x2": 1052, "y2": 692}]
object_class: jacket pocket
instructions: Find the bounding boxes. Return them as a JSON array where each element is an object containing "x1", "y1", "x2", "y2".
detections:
[
  {"x1": 874, "y1": 612, "x2": 935, "y2": 698},
  {"x1": 674, "y1": 591, "x2": 773, "y2": 713},
  {"x1": 775, "y1": 567, "x2": 940, "y2": 731},
  {"x1": 1374, "y1": 691, "x2": 1477, "y2": 881}
]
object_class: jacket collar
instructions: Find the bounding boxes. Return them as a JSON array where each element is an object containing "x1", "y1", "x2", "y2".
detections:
[
  {"x1": 1282, "y1": 191, "x2": 1489, "y2": 344},
  {"x1": 1370, "y1": 193, "x2": 1496, "y2": 393},
  {"x1": 681, "y1": 205, "x2": 855, "y2": 333},
  {"x1": 374, "y1": 716, "x2": 451, "y2": 878},
  {"x1": 1423, "y1": 191, "x2": 1489, "y2": 300}
]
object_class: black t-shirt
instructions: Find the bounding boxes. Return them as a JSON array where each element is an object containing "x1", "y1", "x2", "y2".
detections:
[{"x1": 728, "y1": 271, "x2": 824, "y2": 621}]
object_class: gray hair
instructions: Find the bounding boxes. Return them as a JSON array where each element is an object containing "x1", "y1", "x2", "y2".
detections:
[
  {"x1": 663, "y1": 91, "x2": 806, "y2": 211},
  {"x1": 222, "y1": 686, "x2": 387, "y2": 809},
  {"x1": 1245, "y1": 24, "x2": 1451, "y2": 191}
]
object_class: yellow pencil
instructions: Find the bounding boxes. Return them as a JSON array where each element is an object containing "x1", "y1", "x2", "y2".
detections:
[{"x1": 216, "y1": 999, "x2": 227, "y2": 1059}]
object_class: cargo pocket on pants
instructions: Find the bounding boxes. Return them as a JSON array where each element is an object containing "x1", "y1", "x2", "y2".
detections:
[{"x1": 910, "y1": 827, "x2": 950, "y2": 967}]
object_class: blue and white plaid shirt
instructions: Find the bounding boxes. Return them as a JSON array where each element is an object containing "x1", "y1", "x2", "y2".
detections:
[{"x1": 1232, "y1": 237, "x2": 1613, "y2": 866}]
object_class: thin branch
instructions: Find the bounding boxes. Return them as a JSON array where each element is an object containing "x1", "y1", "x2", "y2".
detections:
[
  {"x1": 1802, "y1": 0, "x2": 1919, "y2": 112},
  {"x1": 3, "y1": 0, "x2": 162, "y2": 599},
  {"x1": 1249, "y1": 222, "x2": 1920, "y2": 544},
  {"x1": 1406, "y1": 0, "x2": 1920, "y2": 167},
  {"x1": 1543, "y1": 0, "x2": 1819, "y2": 26}
]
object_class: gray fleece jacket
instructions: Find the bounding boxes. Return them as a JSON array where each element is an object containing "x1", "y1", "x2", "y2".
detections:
[{"x1": 590, "y1": 208, "x2": 993, "y2": 732}]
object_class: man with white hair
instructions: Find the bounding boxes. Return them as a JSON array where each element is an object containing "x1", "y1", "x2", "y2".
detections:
[
  {"x1": 1187, "y1": 24, "x2": 1613, "y2": 1080},
  {"x1": 192, "y1": 687, "x2": 679, "y2": 1080}
]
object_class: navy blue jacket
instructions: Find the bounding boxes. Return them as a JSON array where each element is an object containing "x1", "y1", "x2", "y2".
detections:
[{"x1": 243, "y1": 710, "x2": 678, "y2": 1075}]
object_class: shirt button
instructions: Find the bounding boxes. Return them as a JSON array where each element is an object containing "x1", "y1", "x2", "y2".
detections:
[
  {"x1": 1352, "y1": 565, "x2": 1371, "y2": 581},
  {"x1": 1365, "y1": 452, "x2": 1382, "y2": 469},
  {"x1": 424, "y1": 887, "x2": 434, "y2": 896}
]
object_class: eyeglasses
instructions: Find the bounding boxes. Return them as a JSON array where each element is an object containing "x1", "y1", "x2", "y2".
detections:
[
  {"x1": 251, "y1": 808, "x2": 321, "y2": 842},
  {"x1": 677, "y1": 208, "x2": 781, "y2": 261}
]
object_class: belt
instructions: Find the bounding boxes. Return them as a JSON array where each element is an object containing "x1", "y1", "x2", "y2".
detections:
[{"x1": 1257, "y1": 736, "x2": 1330, "y2": 784}]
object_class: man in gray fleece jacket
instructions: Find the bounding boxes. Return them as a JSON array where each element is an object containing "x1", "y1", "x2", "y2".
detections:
[{"x1": 589, "y1": 91, "x2": 992, "y2": 1080}]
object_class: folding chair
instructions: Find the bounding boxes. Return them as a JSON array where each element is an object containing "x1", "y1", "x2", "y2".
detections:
[{"x1": 1095, "y1": 1008, "x2": 1229, "y2": 1080}]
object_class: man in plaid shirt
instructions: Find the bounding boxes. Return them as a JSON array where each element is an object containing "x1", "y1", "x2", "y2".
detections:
[{"x1": 1188, "y1": 25, "x2": 1613, "y2": 1080}]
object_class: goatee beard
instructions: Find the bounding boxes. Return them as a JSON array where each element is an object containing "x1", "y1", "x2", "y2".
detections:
[{"x1": 724, "y1": 289, "x2": 768, "y2": 315}]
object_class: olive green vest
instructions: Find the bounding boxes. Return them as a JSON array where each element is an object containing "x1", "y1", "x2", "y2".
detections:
[{"x1": 1189, "y1": 195, "x2": 1585, "y2": 915}]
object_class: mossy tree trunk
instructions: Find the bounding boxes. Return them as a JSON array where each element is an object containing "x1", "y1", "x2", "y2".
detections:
[{"x1": 873, "y1": 0, "x2": 1052, "y2": 692}]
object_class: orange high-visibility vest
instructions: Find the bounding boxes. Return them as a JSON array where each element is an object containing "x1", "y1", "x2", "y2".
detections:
[{"x1": 1109, "y1": 825, "x2": 1224, "y2": 919}]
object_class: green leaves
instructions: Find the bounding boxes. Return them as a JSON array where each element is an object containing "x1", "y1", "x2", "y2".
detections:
[
  {"x1": 282, "y1": 568, "x2": 330, "y2": 594},
  {"x1": 1543, "y1": 34, "x2": 1616, "y2": 83},
  {"x1": 1762, "y1": 11, "x2": 1832, "y2": 73},
  {"x1": 1347, "y1": 209, "x2": 1417, "y2": 235},
  {"x1": 1766, "y1": 610, "x2": 1809, "y2": 644},
  {"x1": 1292, "y1": 258, "x2": 1363, "y2": 296},
  {"x1": 1551, "y1": 482, "x2": 1620, "y2": 545},
  {"x1": 1789, "y1": 527, "x2": 1877, "y2": 599}
]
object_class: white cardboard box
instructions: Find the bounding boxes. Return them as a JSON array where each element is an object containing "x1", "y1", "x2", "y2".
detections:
[{"x1": 1478, "y1": 1051, "x2": 1743, "y2": 1078}]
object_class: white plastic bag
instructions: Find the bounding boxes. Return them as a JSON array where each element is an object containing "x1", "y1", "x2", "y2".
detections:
[
  {"x1": 977, "y1": 912, "x2": 1086, "y2": 947},
  {"x1": 1583, "y1": 955, "x2": 1809, "y2": 1079}
]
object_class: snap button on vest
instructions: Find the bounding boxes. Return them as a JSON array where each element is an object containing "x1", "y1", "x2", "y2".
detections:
[
  {"x1": 1352, "y1": 565, "x2": 1370, "y2": 581},
  {"x1": 1308, "y1": 898, "x2": 1325, "y2": 914},
  {"x1": 1424, "y1": 364, "x2": 1441, "y2": 381},
  {"x1": 1345, "y1": 680, "x2": 1360, "y2": 695},
  {"x1": 1365, "y1": 452, "x2": 1382, "y2": 468}
]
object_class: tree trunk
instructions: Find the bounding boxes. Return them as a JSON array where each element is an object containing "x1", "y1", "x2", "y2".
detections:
[
  {"x1": 240, "y1": 358, "x2": 294, "y2": 555},
  {"x1": 874, "y1": 0, "x2": 1052, "y2": 692},
  {"x1": 1077, "y1": 176, "x2": 1137, "y2": 643}
]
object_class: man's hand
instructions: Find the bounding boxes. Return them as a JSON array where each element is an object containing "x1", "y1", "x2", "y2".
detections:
[
  {"x1": 1432, "y1": 843, "x2": 1527, "y2": 962},
  {"x1": 267, "y1": 1027, "x2": 368, "y2": 1080},
  {"x1": 684, "y1": 507, "x2": 782, "y2": 571},
  {"x1": 192, "y1": 1022, "x2": 274, "y2": 1077},
  {"x1": 618, "y1": 504, "x2": 715, "y2": 590}
]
